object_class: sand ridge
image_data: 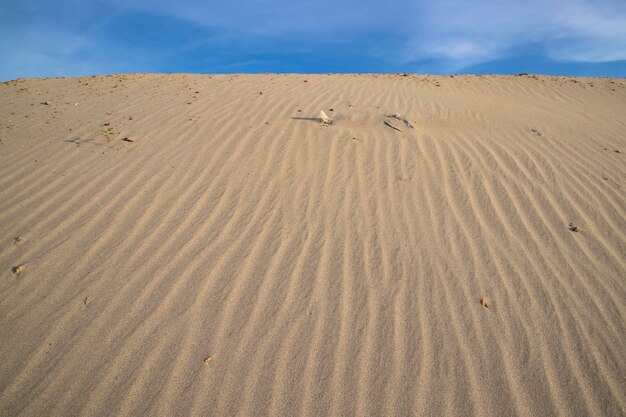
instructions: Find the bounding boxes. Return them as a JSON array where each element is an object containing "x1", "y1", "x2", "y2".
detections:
[{"x1": 0, "y1": 73, "x2": 625, "y2": 416}]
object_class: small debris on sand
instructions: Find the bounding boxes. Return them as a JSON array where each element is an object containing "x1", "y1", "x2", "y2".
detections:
[
  {"x1": 481, "y1": 298, "x2": 489, "y2": 308},
  {"x1": 320, "y1": 110, "x2": 332, "y2": 125},
  {"x1": 386, "y1": 113, "x2": 414, "y2": 129},
  {"x1": 12, "y1": 264, "x2": 24, "y2": 274},
  {"x1": 568, "y1": 223, "x2": 578, "y2": 232},
  {"x1": 203, "y1": 355, "x2": 213, "y2": 365},
  {"x1": 384, "y1": 119, "x2": 402, "y2": 131}
]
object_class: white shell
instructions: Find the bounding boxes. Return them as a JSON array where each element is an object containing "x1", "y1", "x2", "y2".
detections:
[{"x1": 320, "y1": 110, "x2": 332, "y2": 125}]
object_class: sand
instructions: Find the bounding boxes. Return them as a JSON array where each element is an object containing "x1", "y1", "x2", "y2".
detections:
[{"x1": 0, "y1": 73, "x2": 625, "y2": 416}]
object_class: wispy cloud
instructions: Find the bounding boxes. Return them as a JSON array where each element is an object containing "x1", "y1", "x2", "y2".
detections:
[
  {"x1": 114, "y1": 0, "x2": 626, "y2": 66},
  {"x1": 546, "y1": 1, "x2": 626, "y2": 62},
  {"x1": 1, "y1": 0, "x2": 624, "y2": 80},
  {"x1": 402, "y1": 0, "x2": 626, "y2": 70},
  {"x1": 0, "y1": 27, "x2": 96, "y2": 79}
]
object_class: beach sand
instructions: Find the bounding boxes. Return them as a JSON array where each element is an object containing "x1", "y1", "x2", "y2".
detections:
[{"x1": 1, "y1": 73, "x2": 625, "y2": 416}]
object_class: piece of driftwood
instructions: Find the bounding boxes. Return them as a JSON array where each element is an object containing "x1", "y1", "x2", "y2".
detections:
[
  {"x1": 384, "y1": 119, "x2": 402, "y2": 131},
  {"x1": 320, "y1": 110, "x2": 332, "y2": 125},
  {"x1": 386, "y1": 113, "x2": 414, "y2": 129}
]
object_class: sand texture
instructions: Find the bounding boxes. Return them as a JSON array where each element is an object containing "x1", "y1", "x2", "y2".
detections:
[{"x1": 1, "y1": 73, "x2": 625, "y2": 416}]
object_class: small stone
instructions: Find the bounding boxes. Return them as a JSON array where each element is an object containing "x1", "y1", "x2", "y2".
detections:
[
  {"x1": 203, "y1": 355, "x2": 213, "y2": 364},
  {"x1": 480, "y1": 298, "x2": 489, "y2": 308},
  {"x1": 12, "y1": 264, "x2": 24, "y2": 274}
]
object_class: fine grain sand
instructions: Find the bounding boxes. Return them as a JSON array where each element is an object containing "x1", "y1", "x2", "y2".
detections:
[{"x1": 0, "y1": 73, "x2": 625, "y2": 417}]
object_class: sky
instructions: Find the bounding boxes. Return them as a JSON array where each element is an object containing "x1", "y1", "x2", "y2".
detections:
[{"x1": 1, "y1": 0, "x2": 625, "y2": 80}]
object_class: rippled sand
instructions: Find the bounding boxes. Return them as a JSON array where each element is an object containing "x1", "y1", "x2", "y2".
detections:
[{"x1": 1, "y1": 74, "x2": 625, "y2": 416}]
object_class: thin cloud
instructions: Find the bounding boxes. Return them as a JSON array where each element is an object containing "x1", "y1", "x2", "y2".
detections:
[
  {"x1": 0, "y1": 28, "x2": 94, "y2": 80},
  {"x1": 403, "y1": 0, "x2": 626, "y2": 69},
  {"x1": 547, "y1": 2, "x2": 626, "y2": 62},
  {"x1": 109, "y1": 0, "x2": 393, "y2": 34},
  {"x1": 118, "y1": 0, "x2": 626, "y2": 68},
  {"x1": 1, "y1": 0, "x2": 624, "y2": 80}
]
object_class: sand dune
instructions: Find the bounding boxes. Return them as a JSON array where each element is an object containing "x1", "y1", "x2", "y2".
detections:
[{"x1": 1, "y1": 73, "x2": 625, "y2": 416}]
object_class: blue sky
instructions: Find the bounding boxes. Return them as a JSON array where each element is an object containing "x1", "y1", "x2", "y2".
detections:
[{"x1": 1, "y1": 0, "x2": 625, "y2": 80}]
